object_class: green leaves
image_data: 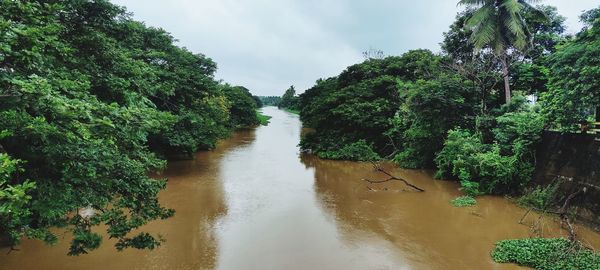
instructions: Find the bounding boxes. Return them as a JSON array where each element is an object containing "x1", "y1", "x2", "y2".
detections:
[
  {"x1": 435, "y1": 99, "x2": 544, "y2": 194},
  {"x1": 0, "y1": 0, "x2": 247, "y2": 255},
  {"x1": 542, "y1": 7, "x2": 600, "y2": 130},
  {"x1": 460, "y1": 0, "x2": 538, "y2": 53},
  {"x1": 450, "y1": 196, "x2": 477, "y2": 207},
  {"x1": 299, "y1": 52, "x2": 441, "y2": 160},
  {"x1": 223, "y1": 85, "x2": 260, "y2": 128},
  {"x1": 0, "y1": 154, "x2": 37, "y2": 246}
]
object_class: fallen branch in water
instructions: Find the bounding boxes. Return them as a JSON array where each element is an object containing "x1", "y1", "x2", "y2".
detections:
[
  {"x1": 558, "y1": 188, "x2": 585, "y2": 242},
  {"x1": 362, "y1": 162, "x2": 425, "y2": 192}
]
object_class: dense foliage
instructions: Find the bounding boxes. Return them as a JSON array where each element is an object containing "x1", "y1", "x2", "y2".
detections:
[
  {"x1": 298, "y1": 50, "x2": 478, "y2": 163},
  {"x1": 390, "y1": 73, "x2": 479, "y2": 168},
  {"x1": 0, "y1": 0, "x2": 259, "y2": 255},
  {"x1": 278, "y1": 86, "x2": 299, "y2": 111},
  {"x1": 298, "y1": 3, "x2": 578, "y2": 194},
  {"x1": 435, "y1": 97, "x2": 545, "y2": 194},
  {"x1": 492, "y1": 238, "x2": 600, "y2": 270},
  {"x1": 222, "y1": 85, "x2": 260, "y2": 128},
  {"x1": 0, "y1": 152, "x2": 38, "y2": 246},
  {"x1": 542, "y1": 8, "x2": 600, "y2": 129},
  {"x1": 293, "y1": 2, "x2": 599, "y2": 268}
]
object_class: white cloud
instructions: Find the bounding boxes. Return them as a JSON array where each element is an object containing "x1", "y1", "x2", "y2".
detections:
[{"x1": 111, "y1": 0, "x2": 599, "y2": 96}]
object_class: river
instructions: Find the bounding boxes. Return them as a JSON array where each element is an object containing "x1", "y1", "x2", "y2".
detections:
[{"x1": 1, "y1": 106, "x2": 600, "y2": 270}]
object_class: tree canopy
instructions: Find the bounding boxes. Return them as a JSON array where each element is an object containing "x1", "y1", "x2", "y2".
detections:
[
  {"x1": 542, "y1": 7, "x2": 600, "y2": 129},
  {"x1": 0, "y1": 0, "x2": 259, "y2": 255}
]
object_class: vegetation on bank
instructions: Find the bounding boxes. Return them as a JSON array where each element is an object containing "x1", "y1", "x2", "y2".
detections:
[
  {"x1": 256, "y1": 111, "x2": 272, "y2": 126},
  {"x1": 277, "y1": 86, "x2": 300, "y2": 113},
  {"x1": 297, "y1": 4, "x2": 599, "y2": 196},
  {"x1": 492, "y1": 238, "x2": 600, "y2": 270},
  {"x1": 0, "y1": 0, "x2": 261, "y2": 255},
  {"x1": 284, "y1": 108, "x2": 300, "y2": 115}
]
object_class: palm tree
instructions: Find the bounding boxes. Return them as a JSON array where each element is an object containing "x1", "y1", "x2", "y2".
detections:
[{"x1": 458, "y1": 0, "x2": 540, "y2": 104}]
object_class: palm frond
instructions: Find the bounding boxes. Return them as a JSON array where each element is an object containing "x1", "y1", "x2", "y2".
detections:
[{"x1": 458, "y1": 0, "x2": 491, "y2": 7}]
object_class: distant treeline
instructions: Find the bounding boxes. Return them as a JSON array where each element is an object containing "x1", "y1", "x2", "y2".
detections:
[{"x1": 257, "y1": 96, "x2": 282, "y2": 107}]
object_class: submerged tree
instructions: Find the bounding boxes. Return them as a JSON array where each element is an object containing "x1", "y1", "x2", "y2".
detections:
[{"x1": 458, "y1": 0, "x2": 541, "y2": 103}]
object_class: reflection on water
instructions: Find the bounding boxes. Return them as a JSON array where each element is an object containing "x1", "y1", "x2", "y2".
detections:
[{"x1": 1, "y1": 107, "x2": 599, "y2": 270}]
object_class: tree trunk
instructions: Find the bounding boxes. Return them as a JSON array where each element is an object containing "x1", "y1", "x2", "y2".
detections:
[{"x1": 501, "y1": 55, "x2": 511, "y2": 104}]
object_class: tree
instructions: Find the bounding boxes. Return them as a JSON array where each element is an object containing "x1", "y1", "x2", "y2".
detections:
[
  {"x1": 542, "y1": 7, "x2": 600, "y2": 129},
  {"x1": 298, "y1": 50, "x2": 447, "y2": 161},
  {"x1": 0, "y1": 0, "x2": 249, "y2": 255},
  {"x1": 278, "y1": 85, "x2": 298, "y2": 110},
  {"x1": 458, "y1": 0, "x2": 541, "y2": 103},
  {"x1": 222, "y1": 85, "x2": 260, "y2": 127}
]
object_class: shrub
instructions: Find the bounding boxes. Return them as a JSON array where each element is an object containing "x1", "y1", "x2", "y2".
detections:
[
  {"x1": 434, "y1": 103, "x2": 544, "y2": 195},
  {"x1": 517, "y1": 183, "x2": 560, "y2": 210},
  {"x1": 460, "y1": 180, "x2": 483, "y2": 197},
  {"x1": 256, "y1": 111, "x2": 272, "y2": 126},
  {"x1": 434, "y1": 129, "x2": 486, "y2": 180},
  {"x1": 451, "y1": 196, "x2": 477, "y2": 207},
  {"x1": 315, "y1": 140, "x2": 380, "y2": 161},
  {"x1": 492, "y1": 238, "x2": 600, "y2": 270}
]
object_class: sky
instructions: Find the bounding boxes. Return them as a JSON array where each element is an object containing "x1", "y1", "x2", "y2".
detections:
[{"x1": 112, "y1": 0, "x2": 599, "y2": 96}]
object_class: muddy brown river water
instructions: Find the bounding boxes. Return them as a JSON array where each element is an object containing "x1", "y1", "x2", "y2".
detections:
[{"x1": 1, "y1": 106, "x2": 600, "y2": 270}]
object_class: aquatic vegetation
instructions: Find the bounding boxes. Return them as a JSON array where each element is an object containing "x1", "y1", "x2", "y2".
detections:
[
  {"x1": 450, "y1": 196, "x2": 477, "y2": 207},
  {"x1": 492, "y1": 238, "x2": 600, "y2": 270}
]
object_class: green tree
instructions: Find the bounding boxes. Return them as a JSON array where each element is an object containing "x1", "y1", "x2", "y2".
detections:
[
  {"x1": 298, "y1": 50, "x2": 444, "y2": 160},
  {"x1": 458, "y1": 0, "x2": 542, "y2": 103},
  {"x1": 390, "y1": 73, "x2": 479, "y2": 168},
  {"x1": 542, "y1": 7, "x2": 600, "y2": 129},
  {"x1": 0, "y1": 0, "x2": 249, "y2": 255},
  {"x1": 278, "y1": 85, "x2": 298, "y2": 110},
  {"x1": 222, "y1": 85, "x2": 260, "y2": 127}
]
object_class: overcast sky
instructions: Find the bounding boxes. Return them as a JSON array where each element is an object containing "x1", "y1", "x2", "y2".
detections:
[{"x1": 112, "y1": 0, "x2": 598, "y2": 96}]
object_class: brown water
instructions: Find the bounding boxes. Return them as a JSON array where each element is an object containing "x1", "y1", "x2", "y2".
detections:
[{"x1": 2, "y1": 106, "x2": 600, "y2": 270}]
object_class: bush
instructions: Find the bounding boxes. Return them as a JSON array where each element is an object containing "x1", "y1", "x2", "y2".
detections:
[
  {"x1": 434, "y1": 129, "x2": 485, "y2": 180},
  {"x1": 434, "y1": 102, "x2": 544, "y2": 195},
  {"x1": 314, "y1": 140, "x2": 380, "y2": 161},
  {"x1": 450, "y1": 196, "x2": 477, "y2": 207},
  {"x1": 460, "y1": 180, "x2": 483, "y2": 197},
  {"x1": 256, "y1": 111, "x2": 272, "y2": 126},
  {"x1": 517, "y1": 183, "x2": 559, "y2": 210},
  {"x1": 391, "y1": 74, "x2": 478, "y2": 168},
  {"x1": 492, "y1": 238, "x2": 600, "y2": 270}
]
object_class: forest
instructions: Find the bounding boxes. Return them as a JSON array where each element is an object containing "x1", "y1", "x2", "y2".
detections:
[{"x1": 0, "y1": 0, "x2": 263, "y2": 255}]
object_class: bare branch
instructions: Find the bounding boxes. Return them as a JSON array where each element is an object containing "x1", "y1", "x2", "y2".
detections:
[
  {"x1": 362, "y1": 162, "x2": 425, "y2": 192},
  {"x1": 558, "y1": 188, "x2": 585, "y2": 242}
]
